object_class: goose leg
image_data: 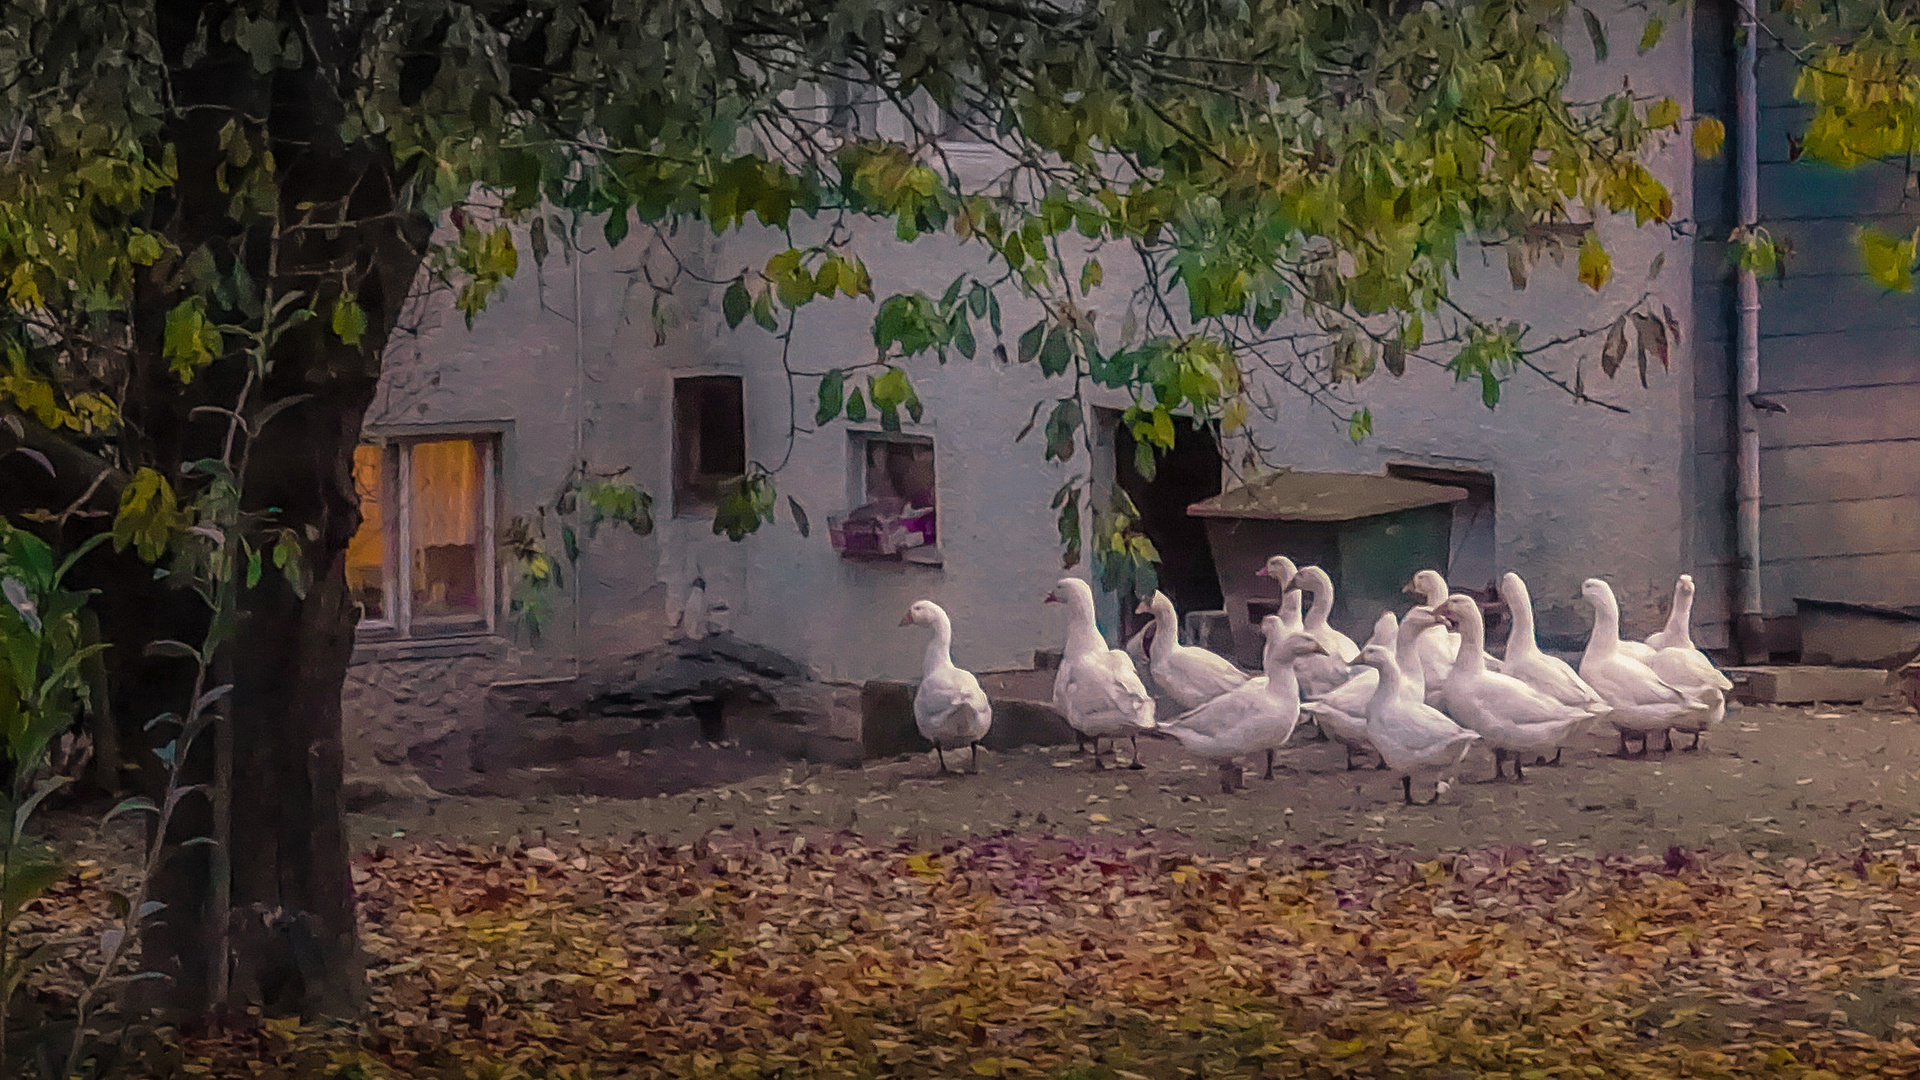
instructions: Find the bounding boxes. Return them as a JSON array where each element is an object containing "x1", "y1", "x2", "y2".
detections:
[
  {"x1": 1662, "y1": 729, "x2": 1675, "y2": 753},
  {"x1": 1488, "y1": 749, "x2": 1507, "y2": 782},
  {"x1": 1374, "y1": 755, "x2": 1389, "y2": 771},
  {"x1": 1344, "y1": 744, "x2": 1359, "y2": 771},
  {"x1": 1127, "y1": 736, "x2": 1147, "y2": 770},
  {"x1": 971, "y1": 742, "x2": 981, "y2": 772},
  {"x1": 1686, "y1": 732, "x2": 1703, "y2": 752},
  {"x1": 1264, "y1": 748, "x2": 1276, "y2": 780},
  {"x1": 1616, "y1": 731, "x2": 1632, "y2": 758},
  {"x1": 936, "y1": 746, "x2": 951, "y2": 775},
  {"x1": 1511, "y1": 755, "x2": 1526, "y2": 783},
  {"x1": 1091, "y1": 738, "x2": 1108, "y2": 770},
  {"x1": 1401, "y1": 775, "x2": 1416, "y2": 806},
  {"x1": 1634, "y1": 733, "x2": 1651, "y2": 759},
  {"x1": 1537, "y1": 748, "x2": 1564, "y2": 767},
  {"x1": 1076, "y1": 733, "x2": 1089, "y2": 755},
  {"x1": 1219, "y1": 760, "x2": 1241, "y2": 794}
]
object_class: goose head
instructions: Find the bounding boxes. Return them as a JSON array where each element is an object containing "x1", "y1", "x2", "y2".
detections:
[
  {"x1": 1499, "y1": 571, "x2": 1529, "y2": 607},
  {"x1": 1580, "y1": 578, "x2": 1623, "y2": 621},
  {"x1": 900, "y1": 599, "x2": 944, "y2": 628},
  {"x1": 1255, "y1": 555, "x2": 1297, "y2": 587},
  {"x1": 1044, "y1": 577, "x2": 1094, "y2": 609},
  {"x1": 1676, "y1": 574, "x2": 1696, "y2": 599},
  {"x1": 1134, "y1": 590, "x2": 1172, "y2": 617},
  {"x1": 1406, "y1": 569, "x2": 1448, "y2": 606},
  {"x1": 1431, "y1": 594, "x2": 1482, "y2": 632},
  {"x1": 1262, "y1": 617, "x2": 1328, "y2": 657},
  {"x1": 1356, "y1": 643, "x2": 1396, "y2": 670},
  {"x1": 1283, "y1": 564, "x2": 1330, "y2": 594}
]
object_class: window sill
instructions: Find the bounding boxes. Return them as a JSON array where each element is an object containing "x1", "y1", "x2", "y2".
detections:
[{"x1": 350, "y1": 632, "x2": 507, "y2": 665}]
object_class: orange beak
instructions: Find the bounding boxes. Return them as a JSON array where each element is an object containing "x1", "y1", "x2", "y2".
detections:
[{"x1": 899, "y1": 610, "x2": 915, "y2": 626}]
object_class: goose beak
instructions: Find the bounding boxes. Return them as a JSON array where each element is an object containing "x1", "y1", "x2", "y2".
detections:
[
  {"x1": 1402, "y1": 579, "x2": 1422, "y2": 597},
  {"x1": 1311, "y1": 642, "x2": 1329, "y2": 656},
  {"x1": 1254, "y1": 566, "x2": 1270, "y2": 578},
  {"x1": 1134, "y1": 601, "x2": 1152, "y2": 615},
  {"x1": 898, "y1": 610, "x2": 915, "y2": 626},
  {"x1": 1043, "y1": 591, "x2": 1063, "y2": 605}
]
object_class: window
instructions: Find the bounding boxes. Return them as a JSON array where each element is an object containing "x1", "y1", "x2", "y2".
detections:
[
  {"x1": 673, "y1": 376, "x2": 746, "y2": 514},
  {"x1": 859, "y1": 434, "x2": 937, "y2": 546},
  {"x1": 346, "y1": 436, "x2": 498, "y2": 636}
]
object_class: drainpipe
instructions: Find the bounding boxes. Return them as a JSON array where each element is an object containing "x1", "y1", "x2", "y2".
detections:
[{"x1": 1733, "y1": 0, "x2": 1767, "y2": 663}]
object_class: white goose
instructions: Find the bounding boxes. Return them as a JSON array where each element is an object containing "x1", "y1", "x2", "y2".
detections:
[
  {"x1": 1404, "y1": 569, "x2": 1462, "y2": 685},
  {"x1": 1643, "y1": 575, "x2": 1733, "y2": 751},
  {"x1": 900, "y1": 600, "x2": 994, "y2": 774},
  {"x1": 1155, "y1": 618, "x2": 1325, "y2": 793},
  {"x1": 1302, "y1": 607, "x2": 1447, "y2": 770},
  {"x1": 1047, "y1": 577, "x2": 1156, "y2": 769},
  {"x1": 1286, "y1": 565, "x2": 1360, "y2": 699},
  {"x1": 1136, "y1": 590, "x2": 1249, "y2": 710},
  {"x1": 1435, "y1": 595, "x2": 1604, "y2": 782},
  {"x1": 1498, "y1": 571, "x2": 1610, "y2": 764},
  {"x1": 1355, "y1": 643, "x2": 1482, "y2": 806},
  {"x1": 1577, "y1": 578, "x2": 1715, "y2": 757}
]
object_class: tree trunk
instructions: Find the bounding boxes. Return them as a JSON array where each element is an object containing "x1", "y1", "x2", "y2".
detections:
[{"x1": 95, "y1": 0, "x2": 433, "y2": 1020}]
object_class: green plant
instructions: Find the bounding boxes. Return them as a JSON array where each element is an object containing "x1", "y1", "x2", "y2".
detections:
[{"x1": 0, "y1": 524, "x2": 109, "y2": 1069}]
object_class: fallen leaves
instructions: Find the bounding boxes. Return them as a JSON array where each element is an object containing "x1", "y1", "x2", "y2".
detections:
[{"x1": 22, "y1": 836, "x2": 1920, "y2": 1078}]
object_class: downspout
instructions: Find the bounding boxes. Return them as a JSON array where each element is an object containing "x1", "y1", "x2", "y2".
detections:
[{"x1": 1733, "y1": 0, "x2": 1767, "y2": 663}]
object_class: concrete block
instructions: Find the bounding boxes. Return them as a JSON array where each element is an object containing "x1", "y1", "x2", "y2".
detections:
[
  {"x1": 980, "y1": 699, "x2": 1076, "y2": 751},
  {"x1": 1726, "y1": 665, "x2": 1893, "y2": 705}
]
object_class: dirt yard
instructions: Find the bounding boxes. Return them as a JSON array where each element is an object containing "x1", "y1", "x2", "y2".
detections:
[{"x1": 349, "y1": 699, "x2": 1920, "y2": 860}]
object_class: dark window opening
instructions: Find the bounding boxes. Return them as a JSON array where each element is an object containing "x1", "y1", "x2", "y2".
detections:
[
  {"x1": 691, "y1": 698, "x2": 726, "y2": 744},
  {"x1": 1113, "y1": 414, "x2": 1226, "y2": 642},
  {"x1": 674, "y1": 376, "x2": 746, "y2": 514},
  {"x1": 1386, "y1": 463, "x2": 1498, "y2": 597}
]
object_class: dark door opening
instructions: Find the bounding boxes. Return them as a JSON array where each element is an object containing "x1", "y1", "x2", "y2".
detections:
[
  {"x1": 1113, "y1": 415, "x2": 1226, "y2": 642},
  {"x1": 1385, "y1": 462, "x2": 1497, "y2": 596}
]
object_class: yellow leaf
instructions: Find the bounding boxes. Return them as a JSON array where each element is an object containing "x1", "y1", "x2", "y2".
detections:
[
  {"x1": 1694, "y1": 116, "x2": 1727, "y2": 159},
  {"x1": 1858, "y1": 226, "x2": 1915, "y2": 292},
  {"x1": 1578, "y1": 230, "x2": 1613, "y2": 291},
  {"x1": 1646, "y1": 97, "x2": 1681, "y2": 129},
  {"x1": 1221, "y1": 397, "x2": 1249, "y2": 433}
]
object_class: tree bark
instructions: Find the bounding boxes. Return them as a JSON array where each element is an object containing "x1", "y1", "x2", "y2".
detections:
[{"x1": 75, "y1": 0, "x2": 433, "y2": 1020}]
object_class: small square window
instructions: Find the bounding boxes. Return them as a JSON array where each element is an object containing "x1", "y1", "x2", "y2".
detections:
[
  {"x1": 345, "y1": 436, "x2": 498, "y2": 637},
  {"x1": 673, "y1": 376, "x2": 746, "y2": 514}
]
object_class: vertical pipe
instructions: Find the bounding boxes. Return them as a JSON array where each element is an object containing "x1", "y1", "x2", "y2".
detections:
[
  {"x1": 1733, "y1": 0, "x2": 1766, "y2": 662},
  {"x1": 570, "y1": 230, "x2": 586, "y2": 680}
]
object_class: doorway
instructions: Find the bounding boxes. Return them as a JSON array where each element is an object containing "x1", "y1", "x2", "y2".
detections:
[
  {"x1": 1112, "y1": 414, "x2": 1226, "y2": 642},
  {"x1": 1385, "y1": 463, "x2": 1497, "y2": 596}
]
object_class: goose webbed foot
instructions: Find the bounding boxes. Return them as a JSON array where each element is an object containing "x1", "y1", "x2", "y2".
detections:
[
  {"x1": 1126, "y1": 736, "x2": 1147, "y2": 770},
  {"x1": 1685, "y1": 732, "x2": 1703, "y2": 752},
  {"x1": 936, "y1": 747, "x2": 954, "y2": 776},
  {"x1": 1536, "y1": 748, "x2": 1564, "y2": 767}
]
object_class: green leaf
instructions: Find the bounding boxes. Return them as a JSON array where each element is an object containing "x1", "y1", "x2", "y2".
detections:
[
  {"x1": 246, "y1": 548, "x2": 263, "y2": 589},
  {"x1": 751, "y1": 290, "x2": 778, "y2": 332},
  {"x1": 1638, "y1": 16, "x2": 1664, "y2": 53},
  {"x1": 815, "y1": 370, "x2": 846, "y2": 425},
  {"x1": 331, "y1": 296, "x2": 367, "y2": 346},
  {"x1": 723, "y1": 281, "x2": 751, "y2": 328},
  {"x1": 127, "y1": 232, "x2": 163, "y2": 266},
  {"x1": 870, "y1": 367, "x2": 911, "y2": 410},
  {"x1": 1578, "y1": 230, "x2": 1613, "y2": 291},
  {"x1": 1582, "y1": 7, "x2": 1609, "y2": 62},
  {"x1": 1038, "y1": 327, "x2": 1071, "y2": 376},
  {"x1": 1044, "y1": 399, "x2": 1082, "y2": 462},
  {"x1": 1348, "y1": 408, "x2": 1373, "y2": 443},
  {"x1": 604, "y1": 208, "x2": 631, "y2": 248},
  {"x1": 1080, "y1": 258, "x2": 1103, "y2": 293},
  {"x1": 1857, "y1": 227, "x2": 1913, "y2": 292},
  {"x1": 788, "y1": 496, "x2": 810, "y2": 538},
  {"x1": 1018, "y1": 320, "x2": 1046, "y2": 363},
  {"x1": 1646, "y1": 97, "x2": 1681, "y2": 130},
  {"x1": 1056, "y1": 487, "x2": 1082, "y2": 569},
  {"x1": 845, "y1": 387, "x2": 867, "y2": 423}
]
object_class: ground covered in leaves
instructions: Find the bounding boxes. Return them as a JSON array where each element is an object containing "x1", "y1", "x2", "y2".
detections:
[
  {"x1": 20, "y1": 702, "x2": 1920, "y2": 1078},
  {"x1": 30, "y1": 833, "x2": 1920, "y2": 1079}
]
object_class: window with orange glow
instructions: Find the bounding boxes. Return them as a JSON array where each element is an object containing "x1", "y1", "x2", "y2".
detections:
[{"x1": 345, "y1": 436, "x2": 497, "y2": 637}]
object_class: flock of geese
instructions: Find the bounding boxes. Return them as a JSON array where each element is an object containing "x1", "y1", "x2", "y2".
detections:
[{"x1": 899, "y1": 558, "x2": 1733, "y2": 804}]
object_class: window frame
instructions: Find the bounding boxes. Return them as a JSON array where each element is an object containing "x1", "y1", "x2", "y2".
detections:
[{"x1": 350, "y1": 432, "x2": 501, "y2": 642}]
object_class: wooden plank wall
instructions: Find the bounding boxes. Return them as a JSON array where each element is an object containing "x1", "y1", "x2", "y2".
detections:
[{"x1": 1692, "y1": 0, "x2": 1920, "y2": 652}]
